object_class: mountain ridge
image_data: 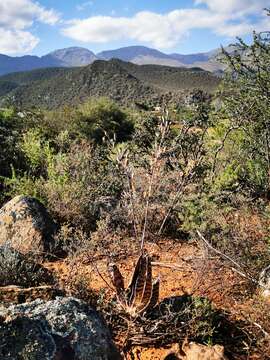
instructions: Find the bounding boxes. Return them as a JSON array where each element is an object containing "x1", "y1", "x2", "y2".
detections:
[{"x1": 0, "y1": 45, "x2": 225, "y2": 76}]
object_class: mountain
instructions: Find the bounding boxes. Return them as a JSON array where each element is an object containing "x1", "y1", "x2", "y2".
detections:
[
  {"x1": 97, "y1": 46, "x2": 226, "y2": 73},
  {"x1": 97, "y1": 46, "x2": 185, "y2": 67},
  {"x1": 0, "y1": 45, "x2": 227, "y2": 76},
  {"x1": 43, "y1": 47, "x2": 98, "y2": 67},
  {"x1": 170, "y1": 52, "x2": 211, "y2": 65},
  {"x1": 0, "y1": 59, "x2": 220, "y2": 110},
  {"x1": 0, "y1": 54, "x2": 59, "y2": 76},
  {"x1": 0, "y1": 47, "x2": 98, "y2": 76}
]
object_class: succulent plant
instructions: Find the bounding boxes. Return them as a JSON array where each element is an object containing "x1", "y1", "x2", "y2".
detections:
[{"x1": 108, "y1": 252, "x2": 159, "y2": 316}]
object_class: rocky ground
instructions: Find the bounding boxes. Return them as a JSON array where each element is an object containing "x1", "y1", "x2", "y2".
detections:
[
  {"x1": 0, "y1": 196, "x2": 270, "y2": 359},
  {"x1": 44, "y1": 239, "x2": 270, "y2": 359}
]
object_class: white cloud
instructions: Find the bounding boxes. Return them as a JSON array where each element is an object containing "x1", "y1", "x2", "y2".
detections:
[
  {"x1": 0, "y1": 0, "x2": 60, "y2": 54},
  {"x1": 195, "y1": 0, "x2": 269, "y2": 16},
  {"x1": 62, "y1": 3, "x2": 270, "y2": 49},
  {"x1": 76, "y1": 1, "x2": 94, "y2": 12},
  {"x1": 0, "y1": 29, "x2": 39, "y2": 54}
]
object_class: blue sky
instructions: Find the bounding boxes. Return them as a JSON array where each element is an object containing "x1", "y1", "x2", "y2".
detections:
[{"x1": 0, "y1": 0, "x2": 269, "y2": 56}]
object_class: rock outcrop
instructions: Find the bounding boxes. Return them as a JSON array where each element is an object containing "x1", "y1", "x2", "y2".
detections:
[
  {"x1": 0, "y1": 195, "x2": 57, "y2": 256},
  {"x1": 0, "y1": 297, "x2": 120, "y2": 360}
]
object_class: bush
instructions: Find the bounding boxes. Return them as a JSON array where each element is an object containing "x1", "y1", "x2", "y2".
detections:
[
  {"x1": 0, "y1": 244, "x2": 55, "y2": 287},
  {"x1": 7, "y1": 139, "x2": 124, "y2": 232},
  {"x1": 216, "y1": 28, "x2": 270, "y2": 197},
  {"x1": 77, "y1": 97, "x2": 134, "y2": 143},
  {"x1": 0, "y1": 109, "x2": 25, "y2": 178}
]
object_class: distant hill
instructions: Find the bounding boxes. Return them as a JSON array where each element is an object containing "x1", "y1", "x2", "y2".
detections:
[
  {"x1": 97, "y1": 46, "x2": 225, "y2": 72},
  {"x1": 114, "y1": 60, "x2": 217, "y2": 92},
  {"x1": 0, "y1": 67, "x2": 70, "y2": 85},
  {"x1": 0, "y1": 47, "x2": 97, "y2": 76},
  {"x1": 43, "y1": 47, "x2": 98, "y2": 67},
  {"x1": 0, "y1": 54, "x2": 58, "y2": 76},
  {"x1": 0, "y1": 46, "x2": 227, "y2": 76},
  {"x1": 0, "y1": 59, "x2": 220, "y2": 109},
  {"x1": 170, "y1": 52, "x2": 210, "y2": 64},
  {"x1": 97, "y1": 46, "x2": 185, "y2": 67}
]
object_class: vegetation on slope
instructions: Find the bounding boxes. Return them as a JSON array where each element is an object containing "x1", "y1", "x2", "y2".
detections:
[
  {"x1": 117, "y1": 59, "x2": 219, "y2": 92},
  {"x1": 0, "y1": 59, "x2": 220, "y2": 110}
]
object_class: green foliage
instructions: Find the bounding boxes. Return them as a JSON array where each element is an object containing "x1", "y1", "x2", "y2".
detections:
[
  {"x1": 217, "y1": 25, "x2": 270, "y2": 197},
  {"x1": 0, "y1": 109, "x2": 26, "y2": 184},
  {"x1": 20, "y1": 129, "x2": 48, "y2": 172},
  {"x1": 0, "y1": 99, "x2": 129, "y2": 229},
  {"x1": 6, "y1": 136, "x2": 123, "y2": 231},
  {"x1": 5, "y1": 167, "x2": 42, "y2": 200},
  {"x1": 190, "y1": 296, "x2": 218, "y2": 344},
  {"x1": 213, "y1": 162, "x2": 241, "y2": 192},
  {"x1": 77, "y1": 97, "x2": 134, "y2": 143}
]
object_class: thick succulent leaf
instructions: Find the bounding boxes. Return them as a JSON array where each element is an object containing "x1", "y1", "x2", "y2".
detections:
[
  {"x1": 143, "y1": 278, "x2": 160, "y2": 314},
  {"x1": 126, "y1": 254, "x2": 144, "y2": 305},
  {"x1": 108, "y1": 263, "x2": 125, "y2": 295},
  {"x1": 129, "y1": 254, "x2": 148, "y2": 307},
  {"x1": 138, "y1": 255, "x2": 153, "y2": 311}
]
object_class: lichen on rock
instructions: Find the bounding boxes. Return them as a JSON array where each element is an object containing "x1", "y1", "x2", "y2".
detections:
[
  {"x1": 0, "y1": 297, "x2": 120, "y2": 360},
  {"x1": 0, "y1": 195, "x2": 58, "y2": 256}
]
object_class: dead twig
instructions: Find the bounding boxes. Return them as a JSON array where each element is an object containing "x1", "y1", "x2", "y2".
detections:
[
  {"x1": 196, "y1": 230, "x2": 259, "y2": 285},
  {"x1": 151, "y1": 261, "x2": 190, "y2": 271},
  {"x1": 253, "y1": 321, "x2": 270, "y2": 338}
]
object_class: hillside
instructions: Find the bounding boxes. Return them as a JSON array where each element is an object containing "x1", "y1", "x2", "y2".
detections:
[
  {"x1": 0, "y1": 81, "x2": 19, "y2": 97},
  {"x1": 0, "y1": 59, "x2": 220, "y2": 109},
  {"x1": 0, "y1": 67, "x2": 70, "y2": 85},
  {"x1": 116, "y1": 60, "x2": 219, "y2": 92},
  {"x1": 0, "y1": 68, "x2": 70, "y2": 99},
  {"x1": 0, "y1": 60, "x2": 158, "y2": 109}
]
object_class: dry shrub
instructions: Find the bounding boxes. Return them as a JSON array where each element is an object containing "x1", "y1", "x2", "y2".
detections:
[
  {"x1": 101, "y1": 293, "x2": 255, "y2": 358},
  {"x1": 200, "y1": 202, "x2": 270, "y2": 277},
  {"x1": 0, "y1": 244, "x2": 55, "y2": 287},
  {"x1": 100, "y1": 112, "x2": 210, "y2": 246},
  {"x1": 43, "y1": 140, "x2": 123, "y2": 232},
  {"x1": 60, "y1": 258, "x2": 99, "y2": 307},
  {"x1": 54, "y1": 224, "x2": 92, "y2": 257}
]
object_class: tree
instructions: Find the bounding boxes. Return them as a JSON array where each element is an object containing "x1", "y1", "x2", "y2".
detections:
[{"x1": 217, "y1": 15, "x2": 270, "y2": 197}]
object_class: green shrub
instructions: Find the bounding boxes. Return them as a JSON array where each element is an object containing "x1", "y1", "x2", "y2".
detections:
[
  {"x1": 77, "y1": 97, "x2": 134, "y2": 143},
  {"x1": 0, "y1": 109, "x2": 25, "y2": 178},
  {"x1": 6, "y1": 138, "x2": 124, "y2": 232},
  {"x1": 216, "y1": 29, "x2": 270, "y2": 197}
]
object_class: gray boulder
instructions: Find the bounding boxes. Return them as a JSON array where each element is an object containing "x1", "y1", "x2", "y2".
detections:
[
  {"x1": 0, "y1": 195, "x2": 57, "y2": 256},
  {"x1": 0, "y1": 297, "x2": 120, "y2": 360}
]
